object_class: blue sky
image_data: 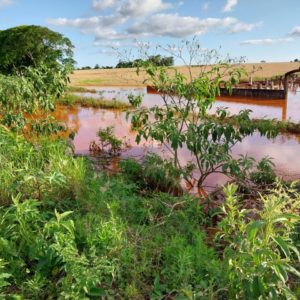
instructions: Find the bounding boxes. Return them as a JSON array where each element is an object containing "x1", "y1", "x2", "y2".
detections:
[{"x1": 1, "y1": 0, "x2": 300, "y2": 67}]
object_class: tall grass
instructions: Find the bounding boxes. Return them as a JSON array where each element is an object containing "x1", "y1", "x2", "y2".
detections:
[
  {"x1": 68, "y1": 86, "x2": 97, "y2": 93},
  {"x1": 57, "y1": 93, "x2": 132, "y2": 109}
]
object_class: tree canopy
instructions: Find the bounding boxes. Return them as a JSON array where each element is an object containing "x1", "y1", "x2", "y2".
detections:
[
  {"x1": 0, "y1": 25, "x2": 74, "y2": 75},
  {"x1": 116, "y1": 55, "x2": 174, "y2": 68}
]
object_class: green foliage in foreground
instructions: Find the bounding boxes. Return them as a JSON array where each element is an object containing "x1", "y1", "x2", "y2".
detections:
[
  {"x1": 58, "y1": 93, "x2": 132, "y2": 109},
  {"x1": 0, "y1": 126, "x2": 299, "y2": 299},
  {"x1": 0, "y1": 65, "x2": 70, "y2": 134},
  {"x1": 0, "y1": 125, "x2": 85, "y2": 206}
]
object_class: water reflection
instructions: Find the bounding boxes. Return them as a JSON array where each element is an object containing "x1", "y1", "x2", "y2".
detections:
[
  {"x1": 55, "y1": 104, "x2": 300, "y2": 190},
  {"x1": 80, "y1": 87, "x2": 300, "y2": 122}
]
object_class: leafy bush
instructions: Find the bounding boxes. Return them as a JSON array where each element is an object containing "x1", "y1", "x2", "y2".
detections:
[
  {"x1": 120, "y1": 153, "x2": 193, "y2": 194},
  {"x1": 250, "y1": 156, "x2": 276, "y2": 185},
  {"x1": 218, "y1": 183, "x2": 300, "y2": 299},
  {"x1": 89, "y1": 126, "x2": 123, "y2": 156},
  {"x1": 0, "y1": 64, "x2": 69, "y2": 134},
  {"x1": 0, "y1": 125, "x2": 85, "y2": 206}
]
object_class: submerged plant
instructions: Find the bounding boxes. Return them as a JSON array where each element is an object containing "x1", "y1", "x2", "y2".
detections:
[{"x1": 89, "y1": 126, "x2": 124, "y2": 156}]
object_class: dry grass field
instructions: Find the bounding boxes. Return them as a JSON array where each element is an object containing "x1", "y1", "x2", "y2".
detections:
[{"x1": 70, "y1": 62, "x2": 300, "y2": 87}]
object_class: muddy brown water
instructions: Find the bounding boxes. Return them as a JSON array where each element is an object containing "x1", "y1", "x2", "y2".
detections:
[
  {"x1": 58, "y1": 87, "x2": 300, "y2": 191},
  {"x1": 76, "y1": 86, "x2": 300, "y2": 122}
]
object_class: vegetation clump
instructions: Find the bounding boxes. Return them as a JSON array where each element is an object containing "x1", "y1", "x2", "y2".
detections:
[
  {"x1": 89, "y1": 126, "x2": 124, "y2": 156},
  {"x1": 68, "y1": 86, "x2": 97, "y2": 93},
  {"x1": 58, "y1": 93, "x2": 132, "y2": 109},
  {"x1": 120, "y1": 154, "x2": 190, "y2": 195},
  {"x1": 0, "y1": 142, "x2": 299, "y2": 298}
]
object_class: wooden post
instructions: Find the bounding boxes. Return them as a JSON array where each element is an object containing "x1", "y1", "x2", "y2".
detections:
[{"x1": 284, "y1": 76, "x2": 288, "y2": 98}]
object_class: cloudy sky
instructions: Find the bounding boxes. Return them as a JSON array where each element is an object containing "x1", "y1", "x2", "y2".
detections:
[{"x1": 1, "y1": 0, "x2": 300, "y2": 67}]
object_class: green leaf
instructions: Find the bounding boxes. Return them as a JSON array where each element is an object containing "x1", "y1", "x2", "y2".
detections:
[
  {"x1": 286, "y1": 265, "x2": 300, "y2": 278},
  {"x1": 246, "y1": 220, "x2": 264, "y2": 242},
  {"x1": 88, "y1": 287, "x2": 106, "y2": 297},
  {"x1": 272, "y1": 236, "x2": 290, "y2": 258}
]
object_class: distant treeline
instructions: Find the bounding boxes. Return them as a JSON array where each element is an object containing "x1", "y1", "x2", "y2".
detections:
[
  {"x1": 78, "y1": 65, "x2": 113, "y2": 70},
  {"x1": 77, "y1": 55, "x2": 175, "y2": 70},
  {"x1": 116, "y1": 55, "x2": 174, "y2": 68}
]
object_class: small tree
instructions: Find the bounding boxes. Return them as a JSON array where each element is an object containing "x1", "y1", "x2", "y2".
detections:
[{"x1": 128, "y1": 39, "x2": 277, "y2": 189}]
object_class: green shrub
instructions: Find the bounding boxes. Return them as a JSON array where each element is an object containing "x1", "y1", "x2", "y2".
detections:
[
  {"x1": 218, "y1": 183, "x2": 300, "y2": 299},
  {"x1": 120, "y1": 153, "x2": 191, "y2": 195},
  {"x1": 89, "y1": 126, "x2": 123, "y2": 156},
  {"x1": 250, "y1": 156, "x2": 276, "y2": 185},
  {"x1": 0, "y1": 125, "x2": 85, "y2": 206}
]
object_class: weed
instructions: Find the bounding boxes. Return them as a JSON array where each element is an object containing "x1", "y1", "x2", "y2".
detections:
[{"x1": 57, "y1": 93, "x2": 132, "y2": 109}]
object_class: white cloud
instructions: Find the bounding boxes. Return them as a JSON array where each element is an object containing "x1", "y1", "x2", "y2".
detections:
[
  {"x1": 240, "y1": 37, "x2": 294, "y2": 45},
  {"x1": 48, "y1": 15, "x2": 126, "y2": 32},
  {"x1": 48, "y1": 0, "x2": 258, "y2": 46},
  {"x1": 229, "y1": 21, "x2": 262, "y2": 33},
  {"x1": 92, "y1": 0, "x2": 118, "y2": 11},
  {"x1": 0, "y1": 0, "x2": 14, "y2": 7},
  {"x1": 93, "y1": 0, "x2": 171, "y2": 17},
  {"x1": 128, "y1": 14, "x2": 258, "y2": 38},
  {"x1": 118, "y1": 0, "x2": 171, "y2": 18},
  {"x1": 290, "y1": 26, "x2": 300, "y2": 37},
  {"x1": 94, "y1": 41, "x2": 122, "y2": 47},
  {"x1": 223, "y1": 0, "x2": 238, "y2": 12}
]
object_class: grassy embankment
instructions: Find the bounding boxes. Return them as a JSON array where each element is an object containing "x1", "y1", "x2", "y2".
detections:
[{"x1": 1, "y1": 125, "x2": 299, "y2": 299}]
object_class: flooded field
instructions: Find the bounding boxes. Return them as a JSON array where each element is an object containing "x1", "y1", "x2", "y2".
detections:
[
  {"x1": 76, "y1": 86, "x2": 300, "y2": 122},
  {"x1": 57, "y1": 87, "x2": 300, "y2": 189}
]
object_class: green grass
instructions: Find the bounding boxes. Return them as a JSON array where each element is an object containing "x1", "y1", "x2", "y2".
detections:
[
  {"x1": 0, "y1": 127, "x2": 222, "y2": 298},
  {"x1": 57, "y1": 93, "x2": 132, "y2": 109},
  {"x1": 0, "y1": 126, "x2": 299, "y2": 299},
  {"x1": 206, "y1": 113, "x2": 300, "y2": 135},
  {"x1": 68, "y1": 86, "x2": 97, "y2": 93},
  {"x1": 77, "y1": 78, "x2": 104, "y2": 86}
]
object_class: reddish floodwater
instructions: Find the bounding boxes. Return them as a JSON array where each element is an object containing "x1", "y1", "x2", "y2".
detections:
[
  {"x1": 56, "y1": 87, "x2": 300, "y2": 190},
  {"x1": 78, "y1": 87, "x2": 300, "y2": 122}
]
